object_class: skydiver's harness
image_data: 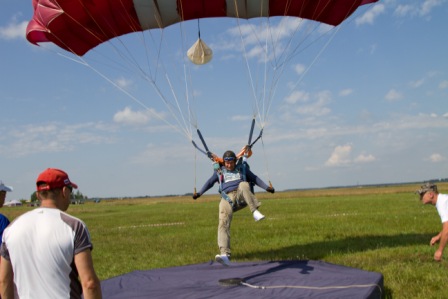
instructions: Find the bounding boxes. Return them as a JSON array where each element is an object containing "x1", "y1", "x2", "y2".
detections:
[
  {"x1": 215, "y1": 157, "x2": 252, "y2": 211},
  {"x1": 192, "y1": 118, "x2": 262, "y2": 210}
]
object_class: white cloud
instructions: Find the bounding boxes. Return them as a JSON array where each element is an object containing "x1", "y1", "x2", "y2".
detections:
[
  {"x1": 0, "y1": 20, "x2": 27, "y2": 40},
  {"x1": 130, "y1": 143, "x2": 193, "y2": 165},
  {"x1": 354, "y1": 154, "x2": 376, "y2": 163},
  {"x1": 355, "y1": 3, "x2": 385, "y2": 25},
  {"x1": 325, "y1": 144, "x2": 352, "y2": 167},
  {"x1": 295, "y1": 91, "x2": 331, "y2": 116},
  {"x1": 113, "y1": 107, "x2": 156, "y2": 126},
  {"x1": 294, "y1": 64, "x2": 306, "y2": 75},
  {"x1": 420, "y1": 0, "x2": 444, "y2": 16},
  {"x1": 385, "y1": 89, "x2": 403, "y2": 101},
  {"x1": 443, "y1": 113, "x2": 448, "y2": 118},
  {"x1": 339, "y1": 89, "x2": 353, "y2": 97},
  {"x1": 285, "y1": 90, "x2": 309, "y2": 105},
  {"x1": 409, "y1": 78, "x2": 424, "y2": 88},
  {"x1": 0, "y1": 123, "x2": 114, "y2": 157},
  {"x1": 439, "y1": 80, "x2": 448, "y2": 89},
  {"x1": 231, "y1": 115, "x2": 252, "y2": 122},
  {"x1": 394, "y1": 0, "x2": 444, "y2": 18},
  {"x1": 429, "y1": 153, "x2": 446, "y2": 162},
  {"x1": 394, "y1": 4, "x2": 416, "y2": 17},
  {"x1": 115, "y1": 77, "x2": 133, "y2": 90},
  {"x1": 325, "y1": 145, "x2": 375, "y2": 167}
]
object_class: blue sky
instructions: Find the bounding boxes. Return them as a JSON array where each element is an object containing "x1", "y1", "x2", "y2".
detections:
[{"x1": 1, "y1": 0, "x2": 447, "y2": 201}]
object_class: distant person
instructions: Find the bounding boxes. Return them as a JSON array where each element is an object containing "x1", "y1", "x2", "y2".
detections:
[
  {"x1": 0, "y1": 168, "x2": 102, "y2": 299},
  {"x1": 0, "y1": 181, "x2": 12, "y2": 237},
  {"x1": 417, "y1": 182, "x2": 448, "y2": 261},
  {"x1": 193, "y1": 150, "x2": 275, "y2": 266}
]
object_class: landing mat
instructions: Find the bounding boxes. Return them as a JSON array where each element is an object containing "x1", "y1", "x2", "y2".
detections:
[{"x1": 101, "y1": 260, "x2": 383, "y2": 298}]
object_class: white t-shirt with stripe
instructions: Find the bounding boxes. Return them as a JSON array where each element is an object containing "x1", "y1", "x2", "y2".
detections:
[{"x1": 1, "y1": 208, "x2": 93, "y2": 299}]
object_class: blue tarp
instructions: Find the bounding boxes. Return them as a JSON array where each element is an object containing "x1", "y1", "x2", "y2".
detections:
[{"x1": 101, "y1": 260, "x2": 383, "y2": 298}]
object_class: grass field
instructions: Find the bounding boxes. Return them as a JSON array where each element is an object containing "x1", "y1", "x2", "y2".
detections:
[{"x1": 2, "y1": 182, "x2": 448, "y2": 298}]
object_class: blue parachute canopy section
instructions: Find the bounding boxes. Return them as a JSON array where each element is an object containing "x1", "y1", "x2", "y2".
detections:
[{"x1": 101, "y1": 260, "x2": 383, "y2": 298}]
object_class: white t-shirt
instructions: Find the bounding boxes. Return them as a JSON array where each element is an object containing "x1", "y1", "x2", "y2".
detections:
[
  {"x1": 1, "y1": 208, "x2": 93, "y2": 299},
  {"x1": 435, "y1": 194, "x2": 448, "y2": 223}
]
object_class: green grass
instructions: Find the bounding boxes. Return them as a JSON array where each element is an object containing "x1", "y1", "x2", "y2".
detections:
[{"x1": 2, "y1": 183, "x2": 448, "y2": 298}]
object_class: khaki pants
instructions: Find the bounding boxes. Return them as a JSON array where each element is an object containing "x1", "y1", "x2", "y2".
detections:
[{"x1": 217, "y1": 181, "x2": 261, "y2": 256}]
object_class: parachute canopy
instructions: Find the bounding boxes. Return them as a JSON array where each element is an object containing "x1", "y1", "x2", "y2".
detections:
[{"x1": 27, "y1": 0, "x2": 378, "y2": 56}]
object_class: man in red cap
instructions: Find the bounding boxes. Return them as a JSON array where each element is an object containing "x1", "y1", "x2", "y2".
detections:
[{"x1": 0, "y1": 168, "x2": 102, "y2": 299}]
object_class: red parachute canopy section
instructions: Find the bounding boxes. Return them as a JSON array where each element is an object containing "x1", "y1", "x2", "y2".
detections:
[{"x1": 26, "y1": 0, "x2": 378, "y2": 56}]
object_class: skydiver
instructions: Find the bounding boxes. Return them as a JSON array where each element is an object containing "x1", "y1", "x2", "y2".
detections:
[{"x1": 192, "y1": 150, "x2": 275, "y2": 266}]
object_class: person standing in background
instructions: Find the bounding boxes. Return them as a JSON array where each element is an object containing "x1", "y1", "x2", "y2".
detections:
[{"x1": 0, "y1": 181, "x2": 12, "y2": 237}]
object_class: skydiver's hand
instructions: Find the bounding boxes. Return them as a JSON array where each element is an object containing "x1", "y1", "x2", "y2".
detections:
[
  {"x1": 266, "y1": 187, "x2": 275, "y2": 194},
  {"x1": 193, "y1": 193, "x2": 201, "y2": 200}
]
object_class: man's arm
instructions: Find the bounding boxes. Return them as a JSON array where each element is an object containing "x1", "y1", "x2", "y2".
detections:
[
  {"x1": 246, "y1": 169, "x2": 269, "y2": 190},
  {"x1": 75, "y1": 250, "x2": 102, "y2": 299},
  {"x1": 196, "y1": 172, "x2": 219, "y2": 197},
  {"x1": 0, "y1": 257, "x2": 15, "y2": 299},
  {"x1": 433, "y1": 222, "x2": 448, "y2": 261},
  {"x1": 430, "y1": 232, "x2": 441, "y2": 246}
]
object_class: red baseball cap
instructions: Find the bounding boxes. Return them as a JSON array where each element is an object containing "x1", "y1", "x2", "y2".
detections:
[{"x1": 36, "y1": 168, "x2": 78, "y2": 191}]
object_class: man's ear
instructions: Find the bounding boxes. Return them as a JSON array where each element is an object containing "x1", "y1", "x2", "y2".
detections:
[{"x1": 36, "y1": 191, "x2": 43, "y2": 201}]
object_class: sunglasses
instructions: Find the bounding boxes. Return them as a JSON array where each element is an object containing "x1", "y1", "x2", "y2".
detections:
[{"x1": 224, "y1": 157, "x2": 235, "y2": 161}]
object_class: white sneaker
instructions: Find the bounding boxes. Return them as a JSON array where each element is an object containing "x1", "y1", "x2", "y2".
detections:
[
  {"x1": 215, "y1": 254, "x2": 231, "y2": 266},
  {"x1": 253, "y1": 210, "x2": 265, "y2": 221}
]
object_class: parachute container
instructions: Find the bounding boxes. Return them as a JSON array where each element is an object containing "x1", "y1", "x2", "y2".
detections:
[{"x1": 187, "y1": 38, "x2": 213, "y2": 65}]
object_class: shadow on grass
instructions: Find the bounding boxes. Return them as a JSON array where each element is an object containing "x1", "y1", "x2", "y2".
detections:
[{"x1": 239, "y1": 233, "x2": 432, "y2": 261}]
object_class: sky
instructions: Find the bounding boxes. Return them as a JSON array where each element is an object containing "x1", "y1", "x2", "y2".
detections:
[{"x1": 1, "y1": 0, "x2": 447, "y2": 201}]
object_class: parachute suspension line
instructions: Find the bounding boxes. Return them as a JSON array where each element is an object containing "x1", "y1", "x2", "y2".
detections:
[
  {"x1": 260, "y1": 135, "x2": 272, "y2": 188},
  {"x1": 73, "y1": 48, "x2": 193, "y2": 141},
  {"x1": 287, "y1": 24, "x2": 343, "y2": 99},
  {"x1": 130, "y1": 26, "x2": 194, "y2": 140},
  {"x1": 179, "y1": 18, "x2": 201, "y2": 145},
  {"x1": 193, "y1": 141, "x2": 198, "y2": 195},
  {"x1": 246, "y1": 18, "x2": 281, "y2": 129},
  {"x1": 262, "y1": 16, "x2": 313, "y2": 122},
  {"x1": 142, "y1": 25, "x2": 194, "y2": 140},
  {"x1": 233, "y1": 1, "x2": 260, "y2": 116},
  {"x1": 183, "y1": 2, "x2": 199, "y2": 189},
  {"x1": 39, "y1": 23, "x2": 178, "y2": 136},
  {"x1": 233, "y1": 3, "x2": 269, "y2": 131},
  {"x1": 110, "y1": 0, "x2": 196, "y2": 142},
  {"x1": 74, "y1": 0, "x2": 156, "y2": 78},
  {"x1": 82, "y1": 58, "x2": 189, "y2": 138},
  {"x1": 260, "y1": 18, "x2": 270, "y2": 128},
  {"x1": 254, "y1": 2, "x2": 272, "y2": 128},
  {"x1": 125, "y1": 20, "x2": 197, "y2": 142},
  {"x1": 174, "y1": 1, "x2": 200, "y2": 142},
  {"x1": 53, "y1": 2, "x2": 195, "y2": 142},
  {"x1": 260, "y1": 18, "x2": 281, "y2": 127}
]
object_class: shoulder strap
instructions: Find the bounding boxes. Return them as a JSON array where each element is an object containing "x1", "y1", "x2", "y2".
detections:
[{"x1": 214, "y1": 164, "x2": 238, "y2": 210}]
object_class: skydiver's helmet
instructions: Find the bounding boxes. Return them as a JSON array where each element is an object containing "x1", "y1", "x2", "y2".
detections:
[{"x1": 223, "y1": 150, "x2": 236, "y2": 162}]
